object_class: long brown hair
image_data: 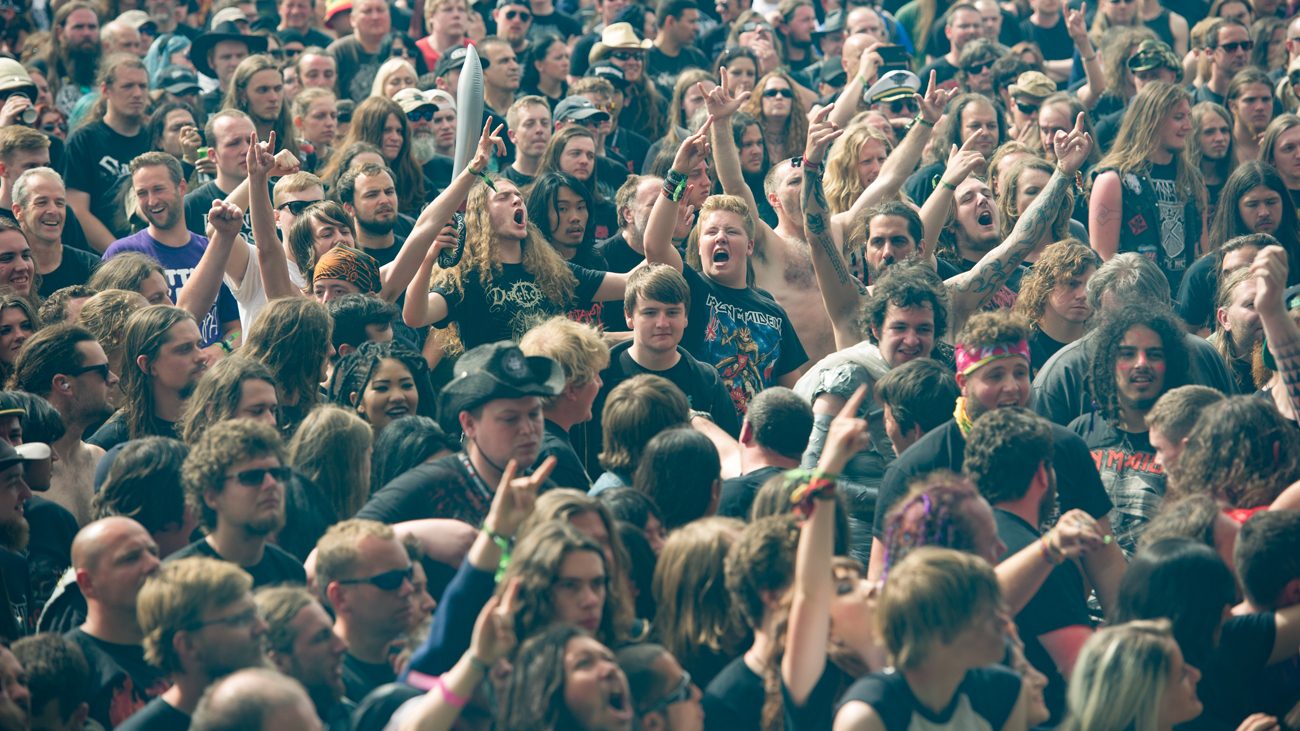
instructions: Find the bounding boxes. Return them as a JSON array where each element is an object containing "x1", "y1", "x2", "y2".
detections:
[
  {"x1": 242, "y1": 297, "x2": 333, "y2": 436},
  {"x1": 120, "y1": 306, "x2": 195, "y2": 440},
  {"x1": 1092, "y1": 82, "x2": 1208, "y2": 214},
  {"x1": 177, "y1": 355, "x2": 278, "y2": 445},
  {"x1": 651, "y1": 517, "x2": 748, "y2": 675},
  {"x1": 741, "y1": 71, "x2": 808, "y2": 160},
  {"x1": 321, "y1": 96, "x2": 426, "y2": 211},
  {"x1": 997, "y1": 156, "x2": 1074, "y2": 241},
  {"x1": 286, "y1": 200, "x2": 353, "y2": 287},
  {"x1": 223, "y1": 54, "x2": 302, "y2": 159},
  {"x1": 288, "y1": 404, "x2": 373, "y2": 519}
]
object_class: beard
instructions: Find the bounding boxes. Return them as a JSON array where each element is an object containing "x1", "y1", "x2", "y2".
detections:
[
  {"x1": 179, "y1": 376, "x2": 201, "y2": 400},
  {"x1": 411, "y1": 130, "x2": 438, "y2": 164},
  {"x1": 63, "y1": 40, "x2": 102, "y2": 85},
  {"x1": 302, "y1": 667, "x2": 346, "y2": 705},
  {"x1": 1038, "y1": 468, "x2": 1058, "y2": 526},
  {"x1": 0, "y1": 515, "x2": 29, "y2": 552},
  {"x1": 144, "y1": 202, "x2": 183, "y2": 232},
  {"x1": 245, "y1": 507, "x2": 287, "y2": 536},
  {"x1": 358, "y1": 211, "x2": 397, "y2": 235}
]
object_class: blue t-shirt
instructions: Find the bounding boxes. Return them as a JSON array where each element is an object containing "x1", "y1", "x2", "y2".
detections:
[{"x1": 103, "y1": 230, "x2": 239, "y2": 347}]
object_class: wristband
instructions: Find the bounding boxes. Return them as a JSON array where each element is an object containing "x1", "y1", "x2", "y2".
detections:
[
  {"x1": 218, "y1": 331, "x2": 239, "y2": 354},
  {"x1": 470, "y1": 167, "x2": 498, "y2": 192},
  {"x1": 664, "y1": 168, "x2": 689, "y2": 201},
  {"x1": 786, "y1": 469, "x2": 838, "y2": 519},
  {"x1": 467, "y1": 653, "x2": 492, "y2": 674},
  {"x1": 913, "y1": 115, "x2": 935, "y2": 128},
  {"x1": 1039, "y1": 534, "x2": 1065, "y2": 565},
  {"x1": 689, "y1": 409, "x2": 714, "y2": 423},
  {"x1": 1080, "y1": 53, "x2": 1096, "y2": 61},
  {"x1": 432, "y1": 674, "x2": 470, "y2": 708},
  {"x1": 482, "y1": 522, "x2": 513, "y2": 582},
  {"x1": 800, "y1": 156, "x2": 822, "y2": 172},
  {"x1": 857, "y1": 72, "x2": 871, "y2": 88},
  {"x1": 938, "y1": 178, "x2": 957, "y2": 191}
]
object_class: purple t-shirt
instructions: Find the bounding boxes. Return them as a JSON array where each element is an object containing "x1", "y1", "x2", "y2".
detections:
[{"x1": 103, "y1": 230, "x2": 240, "y2": 347}]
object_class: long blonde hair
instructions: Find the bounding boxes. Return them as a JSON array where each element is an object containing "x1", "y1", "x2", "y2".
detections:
[
  {"x1": 1092, "y1": 82, "x2": 1207, "y2": 214},
  {"x1": 824, "y1": 124, "x2": 893, "y2": 216},
  {"x1": 997, "y1": 156, "x2": 1073, "y2": 241},
  {"x1": 288, "y1": 404, "x2": 373, "y2": 519},
  {"x1": 666, "y1": 68, "x2": 717, "y2": 145},
  {"x1": 430, "y1": 177, "x2": 579, "y2": 355},
  {"x1": 1060, "y1": 620, "x2": 1178, "y2": 731},
  {"x1": 1090, "y1": 0, "x2": 1145, "y2": 46},
  {"x1": 1099, "y1": 27, "x2": 1157, "y2": 104}
]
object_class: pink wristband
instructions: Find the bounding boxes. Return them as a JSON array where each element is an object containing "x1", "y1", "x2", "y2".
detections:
[{"x1": 406, "y1": 670, "x2": 470, "y2": 708}]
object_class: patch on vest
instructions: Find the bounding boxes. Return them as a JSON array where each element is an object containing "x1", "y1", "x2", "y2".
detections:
[
  {"x1": 1124, "y1": 173, "x2": 1143, "y2": 195},
  {"x1": 1128, "y1": 214, "x2": 1148, "y2": 235}
]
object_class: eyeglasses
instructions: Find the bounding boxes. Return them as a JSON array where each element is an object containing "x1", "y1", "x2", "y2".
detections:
[
  {"x1": 338, "y1": 565, "x2": 415, "y2": 591},
  {"x1": 408, "y1": 109, "x2": 436, "y2": 122},
  {"x1": 41, "y1": 121, "x2": 68, "y2": 134},
  {"x1": 225, "y1": 466, "x2": 293, "y2": 486},
  {"x1": 1110, "y1": 0, "x2": 1136, "y2": 4},
  {"x1": 739, "y1": 20, "x2": 773, "y2": 33},
  {"x1": 69, "y1": 362, "x2": 111, "y2": 380},
  {"x1": 504, "y1": 9, "x2": 531, "y2": 20},
  {"x1": 763, "y1": 87, "x2": 794, "y2": 98},
  {"x1": 391, "y1": 47, "x2": 412, "y2": 58},
  {"x1": 285, "y1": 47, "x2": 303, "y2": 58},
  {"x1": 964, "y1": 58, "x2": 994, "y2": 74},
  {"x1": 887, "y1": 98, "x2": 918, "y2": 115},
  {"x1": 1218, "y1": 40, "x2": 1253, "y2": 52},
  {"x1": 609, "y1": 50, "x2": 643, "y2": 61},
  {"x1": 1014, "y1": 100, "x2": 1040, "y2": 115},
  {"x1": 187, "y1": 607, "x2": 264, "y2": 631},
  {"x1": 277, "y1": 199, "x2": 317, "y2": 216},
  {"x1": 595, "y1": 101, "x2": 617, "y2": 113},
  {"x1": 647, "y1": 671, "x2": 693, "y2": 714}
]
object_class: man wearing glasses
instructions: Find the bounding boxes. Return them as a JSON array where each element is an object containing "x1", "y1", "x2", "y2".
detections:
[
  {"x1": 123, "y1": 557, "x2": 269, "y2": 731},
  {"x1": 315, "y1": 519, "x2": 417, "y2": 703},
  {"x1": 167, "y1": 419, "x2": 306, "y2": 589},
  {"x1": 917, "y1": 4, "x2": 983, "y2": 89},
  {"x1": 617, "y1": 644, "x2": 704, "y2": 731},
  {"x1": 1194, "y1": 18, "x2": 1253, "y2": 106}
]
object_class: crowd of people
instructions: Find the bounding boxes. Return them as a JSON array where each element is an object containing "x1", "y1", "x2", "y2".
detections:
[{"x1": 0, "y1": 0, "x2": 1297, "y2": 727}]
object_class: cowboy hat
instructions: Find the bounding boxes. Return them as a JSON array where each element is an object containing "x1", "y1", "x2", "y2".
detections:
[{"x1": 589, "y1": 22, "x2": 652, "y2": 64}]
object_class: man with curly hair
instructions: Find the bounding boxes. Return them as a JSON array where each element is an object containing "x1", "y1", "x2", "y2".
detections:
[
  {"x1": 869, "y1": 310, "x2": 1127, "y2": 619},
  {"x1": 1013, "y1": 239, "x2": 1101, "y2": 374},
  {"x1": 1069, "y1": 304, "x2": 1190, "y2": 556},
  {"x1": 165, "y1": 419, "x2": 306, "y2": 589}
]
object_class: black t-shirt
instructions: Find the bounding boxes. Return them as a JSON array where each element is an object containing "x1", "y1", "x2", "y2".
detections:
[
  {"x1": 903, "y1": 161, "x2": 945, "y2": 206},
  {"x1": 917, "y1": 56, "x2": 960, "y2": 89},
  {"x1": 63, "y1": 121, "x2": 152, "y2": 240},
  {"x1": 343, "y1": 652, "x2": 397, "y2": 703},
  {"x1": 182, "y1": 179, "x2": 234, "y2": 236},
  {"x1": 835, "y1": 665, "x2": 1022, "y2": 731},
  {"x1": 1019, "y1": 14, "x2": 1073, "y2": 60},
  {"x1": 0, "y1": 549, "x2": 31, "y2": 639},
  {"x1": 541, "y1": 419, "x2": 591, "y2": 490},
  {"x1": 25, "y1": 496, "x2": 78, "y2": 613},
  {"x1": 362, "y1": 233, "x2": 406, "y2": 268},
  {"x1": 594, "y1": 232, "x2": 642, "y2": 333},
  {"x1": 66, "y1": 627, "x2": 171, "y2": 730},
  {"x1": 679, "y1": 266, "x2": 807, "y2": 418},
  {"x1": 1029, "y1": 325, "x2": 1067, "y2": 377},
  {"x1": 718, "y1": 465, "x2": 785, "y2": 519},
  {"x1": 994, "y1": 509, "x2": 1091, "y2": 725},
  {"x1": 646, "y1": 45, "x2": 712, "y2": 93},
  {"x1": 608, "y1": 128, "x2": 653, "y2": 175},
  {"x1": 501, "y1": 165, "x2": 535, "y2": 188},
  {"x1": 874, "y1": 419, "x2": 1114, "y2": 540},
  {"x1": 86, "y1": 413, "x2": 180, "y2": 451},
  {"x1": 329, "y1": 35, "x2": 383, "y2": 102},
  {"x1": 703, "y1": 655, "x2": 763, "y2": 731},
  {"x1": 38, "y1": 245, "x2": 101, "y2": 298},
  {"x1": 1200, "y1": 612, "x2": 1278, "y2": 727},
  {"x1": 113, "y1": 696, "x2": 189, "y2": 731},
  {"x1": 358, "y1": 451, "x2": 559, "y2": 526},
  {"x1": 432, "y1": 260, "x2": 605, "y2": 349},
  {"x1": 164, "y1": 539, "x2": 306, "y2": 589},
  {"x1": 1068, "y1": 417, "x2": 1163, "y2": 558},
  {"x1": 1177, "y1": 253, "x2": 1218, "y2": 332},
  {"x1": 784, "y1": 661, "x2": 851, "y2": 731},
  {"x1": 594, "y1": 340, "x2": 743, "y2": 439},
  {"x1": 529, "y1": 11, "x2": 583, "y2": 40}
]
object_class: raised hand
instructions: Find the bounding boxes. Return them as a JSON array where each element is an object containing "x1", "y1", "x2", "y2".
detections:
[
  {"x1": 703, "y1": 70, "x2": 750, "y2": 120},
  {"x1": 270, "y1": 146, "x2": 302, "y2": 178},
  {"x1": 941, "y1": 132, "x2": 986, "y2": 188},
  {"x1": 0, "y1": 95, "x2": 31, "y2": 128},
  {"x1": 805, "y1": 104, "x2": 843, "y2": 166},
  {"x1": 179, "y1": 125, "x2": 204, "y2": 159},
  {"x1": 1044, "y1": 508, "x2": 1107, "y2": 560},
  {"x1": 1065, "y1": 2, "x2": 1090, "y2": 45},
  {"x1": 672, "y1": 116, "x2": 713, "y2": 176},
  {"x1": 431, "y1": 217, "x2": 459, "y2": 259},
  {"x1": 1051, "y1": 112, "x2": 1094, "y2": 176},
  {"x1": 674, "y1": 200, "x2": 696, "y2": 239},
  {"x1": 208, "y1": 199, "x2": 245, "y2": 238},
  {"x1": 817, "y1": 385, "x2": 872, "y2": 475},
  {"x1": 857, "y1": 42, "x2": 882, "y2": 86},
  {"x1": 483, "y1": 456, "x2": 555, "y2": 538},
  {"x1": 753, "y1": 36, "x2": 779, "y2": 76},
  {"x1": 471, "y1": 117, "x2": 508, "y2": 174},
  {"x1": 917, "y1": 70, "x2": 952, "y2": 125},
  {"x1": 471, "y1": 578, "x2": 521, "y2": 667},
  {"x1": 1252, "y1": 245, "x2": 1289, "y2": 319},
  {"x1": 246, "y1": 131, "x2": 276, "y2": 180}
]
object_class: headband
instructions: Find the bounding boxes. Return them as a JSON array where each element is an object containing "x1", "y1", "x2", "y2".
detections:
[
  {"x1": 954, "y1": 340, "x2": 1030, "y2": 376},
  {"x1": 313, "y1": 244, "x2": 380, "y2": 294}
]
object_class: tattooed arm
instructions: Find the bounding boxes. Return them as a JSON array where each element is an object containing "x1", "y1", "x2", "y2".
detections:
[
  {"x1": 804, "y1": 106, "x2": 868, "y2": 351},
  {"x1": 1089, "y1": 170, "x2": 1122, "y2": 260},
  {"x1": 946, "y1": 113, "x2": 1094, "y2": 333},
  {"x1": 1255, "y1": 245, "x2": 1300, "y2": 419}
]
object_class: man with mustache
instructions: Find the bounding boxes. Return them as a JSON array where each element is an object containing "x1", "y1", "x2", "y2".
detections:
[
  {"x1": 1068, "y1": 305, "x2": 1190, "y2": 557},
  {"x1": 43, "y1": 1, "x2": 102, "y2": 115},
  {"x1": 104, "y1": 153, "x2": 241, "y2": 353},
  {"x1": 65, "y1": 517, "x2": 169, "y2": 729},
  {"x1": 255, "y1": 586, "x2": 351, "y2": 730},
  {"x1": 166, "y1": 420, "x2": 306, "y2": 590},
  {"x1": 336, "y1": 163, "x2": 403, "y2": 267}
]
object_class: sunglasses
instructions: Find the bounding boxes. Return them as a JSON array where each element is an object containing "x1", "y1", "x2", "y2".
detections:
[
  {"x1": 285, "y1": 47, "x2": 303, "y2": 58},
  {"x1": 610, "y1": 50, "x2": 643, "y2": 61},
  {"x1": 69, "y1": 362, "x2": 111, "y2": 380},
  {"x1": 392, "y1": 47, "x2": 412, "y2": 58},
  {"x1": 268, "y1": 48, "x2": 284, "y2": 60},
  {"x1": 408, "y1": 109, "x2": 436, "y2": 121},
  {"x1": 763, "y1": 87, "x2": 794, "y2": 98},
  {"x1": 225, "y1": 466, "x2": 293, "y2": 486},
  {"x1": 187, "y1": 607, "x2": 264, "y2": 631},
  {"x1": 648, "y1": 671, "x2": 693, "y2": 714},
  {"x1": 1015, "y1": 100, "x2": 1040, "y2": 115},
  {"x1": 740, "y1": 21, "x2": 773, "y2": 33},
  {"x1": 964, "y1": 58, "x2": 994, "y2": 74},
  {"x1": 277, "y1": 199, "x2": 316, "y2": 216},
  {"x1": 41, "y1": 121, "x2": 69, "y2": 133},
  {"x1": 339, "y1": 565, "x2": 415, "y2": 591},
  {"x1": 595, "y1": 101, "x2": 617, "y2": 113},
  {"x1": 887, "y1": 97, "x2": 918, "y2": 115},
  {"x1": 504, "y1": 9, "x2": 531, "y2": 20},
  {"x1": 1218, "y1": 40, "x2": 1253, "y2": 52}
]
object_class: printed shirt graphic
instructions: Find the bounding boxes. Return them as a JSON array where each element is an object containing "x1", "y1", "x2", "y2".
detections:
[
  {"x1": 64, "y1": 121, "x2": 153, "y2": 239},
  {"x1": 103, "y1": 230, "x2": 240, "y2": 347},
  {"x1": 1069, "y1": 416, "x2": 1165, "y2": 557},
  {"x1": 680, "y1": 266, "x2": 807, "y2": 418},
  {"x1": 1151, "y1": 175, "x2": 1185, "y2": 261}
]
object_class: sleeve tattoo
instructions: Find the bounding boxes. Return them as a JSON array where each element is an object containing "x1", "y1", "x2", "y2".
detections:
[
  {"x1": 803, "y1": 170, "x2": 853, "y2": 288},
  {"x1": 957, "y1": 171, "x2": 1070, "y2": 296}
]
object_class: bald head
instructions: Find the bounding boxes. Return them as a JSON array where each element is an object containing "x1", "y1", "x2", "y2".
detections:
[
  {"x1": 72, "y1": 516, "x2": 153, "y2": 573},
  {"x1": 191, "y1": 669, "x2": 320, "y2": 731},
  {"x1": 843, "y1": 33, "x2": 877, "y2": 75}
]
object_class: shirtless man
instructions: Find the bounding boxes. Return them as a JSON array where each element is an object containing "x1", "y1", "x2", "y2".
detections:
[{"x1": 10, "y1": 324, "x2": 119, "y2": 524}]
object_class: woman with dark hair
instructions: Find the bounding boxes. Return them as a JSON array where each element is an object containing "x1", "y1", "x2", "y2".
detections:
[
  {"x1": 714, "y1": 46, "x2": 760, "y2": 97},
  {"x1": 498, "y1": 624, "x2": 634, "y2": 731},
  {"x1": 598, "y1": 487, "x2": 667, "y2": 555},
  {"x1": 616, "y1": 521, "x2": 657, "y2": 620},
  {"x1": 526, "y1": 171, "x2": 605, "y2": 270},
  {"x1": 370, "y1": 415, "x2": 459, "y2": 491},
  {"x1": 520, "y1": 33, "x2": 569, "y2": 109},
  {"x1": 328, "y1": 340, "x2": 438, "y2": 435},
  {"x1": 1113, "y1": 537, "x2": 1300, "y2": 729},
  {"x1": 320, "y1": 96, "x2": 427, "y2": 211},
  {"x1": 632, "y1": 428, "x2": 721, "y2": 530},
  {"x1": 377, "y1": 32, "x2": 430, "y2": 76},
  {"x1": 530, "y1": 128, "x2": 620, "y2": 240}
]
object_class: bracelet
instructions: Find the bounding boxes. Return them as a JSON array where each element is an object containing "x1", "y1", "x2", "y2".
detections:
[
  {"x1": 938, "y1": 178, "x2": 957, "y2": 191},
  {"x1": 664, "y1": 168, "x2": 689, "y2": 201},
  {"x1": 913, "y1": 115, "x2": 935, "y2": 128},
  {"x1": 1080, "y1": 53, "x2": 1096, "y2": 61},
  {"x1": 467, "y1": 653, "x2": 492, "y2": 674},
  {"x1": 1039, "y1": 534, "x2": 1065, "y2": 565},
  {"x1": 857, "y1": 72, "x2": 871, "y2": 88},
  {"x1": 469, "y1": 167, "x2": 498, "y2": 192},
  {"x1": 432, "y1": 674, "x2": 470, "y2": 708},
  {"x1": 800, "y1": 156, "x2": 822, "y2": 172},
  {"x1": 482, "y1": 522, "x2": 513, "y2": 582},
  {"x1": 689, "y1": 409, "x2": 714, "y2": 423}
]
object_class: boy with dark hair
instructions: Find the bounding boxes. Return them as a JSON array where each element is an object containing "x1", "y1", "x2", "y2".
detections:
[
  {"x1": 1235, "y1": 510, "x2": 1300, "y2": 613},
  {"x1": 326, "y1": 293, "x2": 397, "y2": 359},
  {"x1": 718, "y1": 387, "x2": 812, "y2": 519},
  {"x1": 12, "y1": 633, "x2": 89, "y2": 731},
  {"x1": 873, "y1": 357, "x2": 960, "y2": 456},
  {"x1": 1145, "y1": 385, "x2": 1225, "y2": 473}
]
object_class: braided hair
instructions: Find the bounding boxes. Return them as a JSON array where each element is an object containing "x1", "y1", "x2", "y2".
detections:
[
  {"x1": 327, "y1": 341, "x2": 438, "y2": 425},
  {"x1": 881, "y1": 470, "x2": 985, "y2": 577}
]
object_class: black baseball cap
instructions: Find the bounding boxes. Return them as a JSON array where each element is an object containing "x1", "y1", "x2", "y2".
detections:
[
  {"x1": 586, "y1": 60, "x2": 630, "y2": 89},
  {"x1": 158, "y1": 65, "x2": 201, "y2": 95}
]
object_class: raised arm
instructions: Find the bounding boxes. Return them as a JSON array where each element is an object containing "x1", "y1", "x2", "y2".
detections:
[
  {"x1": 1255, "y1": 245, "x2": 1300, "y2": 419},
  {"x1": 946, "y1": 113, "x2": 1093, "y2": 328},
  {"x1": 828, "y1": 45, "x2": 880, "y2": 130},
  {"x1": 177, "y1": 199, "x2": 243, "y2": 333},
  {"x1": 1068, "y1": 5, "x2": 1105, "y2": 110},
  {"x1": 783, "y1": 386, "x2": 873, "y2": 705},
  {"x1": 831, "y1": 72, "x2": 952, "y2": 242},
  {"x1": 706, "y1": 72, "x2": 781, "y2": 250},
  {"x1": 644, "y1": 120, "x2": 714, "y2": 273},
  {"x1": 245, "y1": 132, "x2": 305, "y2": 300},
  {"x1": 803, "y1": 106, "x2": 868, "y2": 350},
  {"x1": 919, "y1": 134, "x2": 986, "y2": 257}
]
